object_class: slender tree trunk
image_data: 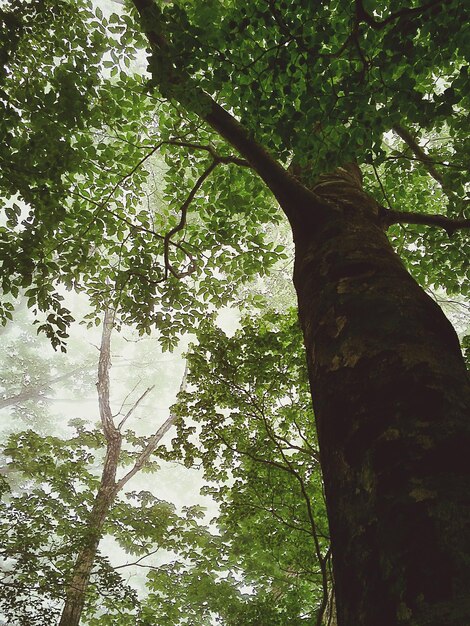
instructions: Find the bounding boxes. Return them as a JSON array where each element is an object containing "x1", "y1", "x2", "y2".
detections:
[
  {"x1": 58, "y1": 308, "x2": 186, "y2": 626},
  {"x1": 290, "y1": 165, "x2": 470, "y2": 625},
  {"x1": 58, "y1": 439, "x2": 121, "y2": 626},
  {"x1": 58, "y1": 309, "x2": 121, "y2": 626}
]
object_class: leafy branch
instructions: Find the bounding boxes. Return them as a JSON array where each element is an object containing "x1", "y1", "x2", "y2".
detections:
[
  {"x1": 355, "y1": 0, "x2": 441, "y2": 30},
  {"x1": 131, "y1": 0, "x2": 318, "y2": 216}
]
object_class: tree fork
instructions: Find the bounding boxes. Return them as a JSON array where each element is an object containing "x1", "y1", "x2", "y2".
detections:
[{"x1": 292, "y1": 167, "x2": 470, "y2": 625}]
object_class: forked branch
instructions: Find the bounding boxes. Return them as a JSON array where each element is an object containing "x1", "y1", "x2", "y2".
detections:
[{"x1": 115, "y1": 362, "x2": 188, "y2": 490}]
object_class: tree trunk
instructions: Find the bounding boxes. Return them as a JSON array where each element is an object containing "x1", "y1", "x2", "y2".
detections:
[
  {"x1": 290, "y1": 165, "x2": 470, "y2": 625},
  {"x1": 58, "y1": 436, "x2": 121, "y2": 626}
]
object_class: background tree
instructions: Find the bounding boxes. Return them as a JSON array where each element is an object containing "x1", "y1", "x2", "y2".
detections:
[
  {"x1": 0, "y1": 308, "x2": 193, "y2": 626},
  {"x1": 1, "y1": 307, "x2": 336, "y2": 625},
  {"x1": 167, "y1": 309, "x2": 333, "y2": 625},
  {"x1": 1, "y1": 1, "x2": 469, "y2": 624},
  {"x1": 0, "y1": 303, "x2": 94, "y2": 430}
]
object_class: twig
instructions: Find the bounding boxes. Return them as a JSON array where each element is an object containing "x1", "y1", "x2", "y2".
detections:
[{"x1": 117, "y1": 385, "x2": 155, "y2": 430}]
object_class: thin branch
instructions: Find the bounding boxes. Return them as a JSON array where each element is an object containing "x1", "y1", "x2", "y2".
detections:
[
  {"x1": 393, "y1": 124, "x2": 446, "y2": 188},
  {"x1": 72, "y1": 138, "x2": 247, "y2": 282},
  {"x1": 117, "y1": 385, "x2": 155, "y2": 430},
  {"x1": 385, "y1": 154, "x2": 466, "y2": 171},
  {"x1": 163, "y1": 160, "x2": 218, "y2": 278},
  {"x1": 372, "y1": 160, "x2": 393, "y2": 209},
  {"x1": 163, "y1": 139, "x2": 250, "y2": 167},
  {"x1": 114, "y1": 547, "x2": 161, "y2": 570},
  {"x1": 262, "y1": 417, "x2": 329, "y2": 626},
  {"x1": 115, "y1": 363, "x2": 188, "y2": 490},
  {"x1": 114, "y1": 379, "x2": 141, "y2": 417}
]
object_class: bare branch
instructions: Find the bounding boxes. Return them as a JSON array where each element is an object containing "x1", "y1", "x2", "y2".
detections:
[
  {"x1": 117, "y1": 385, "x2": 155, "y2": 431},
  {"x1": 380, "y1": 206, "x2": 470, "y2": 237},
  {"x1": 115, "y1": 363, "x2": 188, "y2": 490}
]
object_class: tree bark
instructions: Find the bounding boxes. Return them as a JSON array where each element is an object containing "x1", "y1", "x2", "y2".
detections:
[
  {"x1": 290, "y1": 165, "x2": 470, "y2": 626},
  {"x1": 58, "y1": 439, "x2": 121, "y2": 626},
  {"x1": 58, "y1": 309, "x2": 122, "y2": 626}
]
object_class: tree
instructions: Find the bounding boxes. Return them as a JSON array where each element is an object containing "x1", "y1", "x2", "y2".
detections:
[
  {"x1": 0, "y1": 303, "x2": 94, "y2": 429},
  {"x1": 1, "y1": 308, "x2": 333, "y2": 626},
  {"x1": 57, "y1": 309, "x2": 190, "y2": 626},
  {"x1": 1, "y1": 1, "x2": 469, "y2": 624},
  {"x1": 0, "y1": 308, "x2": 193, "y2": 626},
  {"x1": 170, "y1": 309, "x2": 333, "y2": 625}
]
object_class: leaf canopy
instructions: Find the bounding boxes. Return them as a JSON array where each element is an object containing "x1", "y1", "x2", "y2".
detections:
[{"x1": 0, "y1": 0, "x2": 468, "y2": 345}]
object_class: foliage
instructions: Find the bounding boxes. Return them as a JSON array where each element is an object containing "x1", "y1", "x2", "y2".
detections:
[
  {"x1": 0, "y1": 422, "x2": 197, "y2": 624},
  {"x1": 1, "y1": 0, "x2": 468, "y2": 345},
  {"x1": 1, "y1": 0, "x2": 469, "y2": 624},
  {"x1": 0, "y1": 0, "x2": 286, "y2": 350},
  {"x1": 161, "y1": 309, "x2": 332, "y2": 624},
  {"x1": 0, "y1": 308, "x2": 332, "y2": 625}
]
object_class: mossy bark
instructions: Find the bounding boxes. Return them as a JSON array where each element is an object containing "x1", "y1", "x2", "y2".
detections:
[{"x1": 290, "y1": 166, "x2": 470, "y2": 625}]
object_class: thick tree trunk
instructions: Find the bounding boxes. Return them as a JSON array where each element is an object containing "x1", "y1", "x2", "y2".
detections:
[
  {"x1": 290, "y1": 165, "x2": 470, "y2": 626},
  {"x1": 58, "y1": 437, "x2": 121, "y2": 626}
]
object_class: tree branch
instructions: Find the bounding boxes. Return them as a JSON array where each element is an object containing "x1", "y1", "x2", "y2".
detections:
[
  {"x1": 380, "y1": 206, "x2": 470, "y2": 236},
  {"x1": 393, "y1": 124, "x2": 447, "y2": 188},
  {"x1": 115, "y1": 362, "x2": 188, "y2": 491},
  {"x1": 163, "y1": 139, "x2": 250, "y2": 167},
  {"x1": 117, "y1": 385, "x2": 155, "y2": 430},
  {"x1": 355, "y1": 0, "x2": 441, "y2": 30},
  {"x1": 163, "y1": 160, "x2": 218, "y2": 279},
  {"x1": 131, "y1": 0, "x2": 316, "y2": 212},
  {"x1": 0, "y1": 366, "x2": 83, "y2": 410}
]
